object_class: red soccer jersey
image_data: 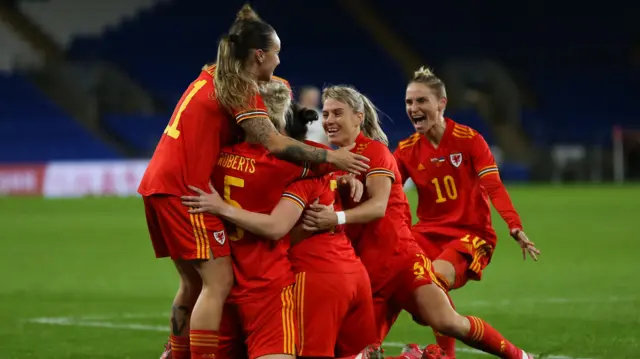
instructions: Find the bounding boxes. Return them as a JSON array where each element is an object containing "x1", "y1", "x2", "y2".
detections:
[
  {"x1": 394, "y1": 118, "x2": 502, "y2": 242},
  {"x1": 212, "y1": 142, "x2": 309, "y2": 303},
  {"x1": 138, "y1": 66, "x2": 271, "y2": 197},
  {"x1": 285, "y1": 174, "x2": 362, "y2": 274},
  {"x1": 343, "y1": 133, "x2": 418, "y2": 292}
]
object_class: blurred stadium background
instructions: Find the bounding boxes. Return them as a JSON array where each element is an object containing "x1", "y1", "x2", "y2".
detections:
[{"x1": 0, "y1": 0, "x2": 638, "y2": 358}]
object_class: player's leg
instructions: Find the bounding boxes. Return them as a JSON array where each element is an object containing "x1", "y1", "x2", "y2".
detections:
[
  {"x1": 217, "y1": 303, "x2": 249, "y2": 359},
  {"x1": 409, "y1": 255, "x2": 531, "y2": 359},
  {"x1": 168, "y1": 260, "x2": 203, "y2": 359},
  {"x1": 241, "y1": 284, "x2": 297, "y2": 359},
  {"x1": 334, "y1": 266, "x2": 378, "y2": 358},
  {"x1": 154, "y1": 195, "x2": 233, "y2": 359},
  {"x1": 143, "y1": 195, "x2": 192, "y2": 359}
]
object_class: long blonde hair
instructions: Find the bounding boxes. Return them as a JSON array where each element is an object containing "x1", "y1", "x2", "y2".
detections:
[
  {"x1": 411, "y1": 66, "x2": 446, "y2": 98},
  {"x1": 259, "y1": 80, "x2": 291, "y2": 131},
  {"x1": 322, "y1": 85, "x2": 388, "y2": 145},
  {"x1": 214, "y1": 4, "x2": 274, "y2": 112}
]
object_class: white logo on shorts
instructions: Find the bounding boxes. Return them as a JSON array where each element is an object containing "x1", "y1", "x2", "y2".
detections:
[{"x1": 213, "y1": 230, "x2": 226, "y2": 245}]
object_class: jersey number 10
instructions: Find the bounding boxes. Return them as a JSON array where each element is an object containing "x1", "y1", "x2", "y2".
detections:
[{"x1": 431, "y1": 175, "x2": 458, "y2": 203}]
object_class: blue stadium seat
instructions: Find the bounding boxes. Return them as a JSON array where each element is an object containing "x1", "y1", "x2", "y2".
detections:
[{"x1": 0, "y1": 73, "x2": 121, "y2": 162}]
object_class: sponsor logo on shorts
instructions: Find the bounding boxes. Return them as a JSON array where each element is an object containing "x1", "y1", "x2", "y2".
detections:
[{"x1": 213, "y1": 230, "x2": 226, "y2": 245}]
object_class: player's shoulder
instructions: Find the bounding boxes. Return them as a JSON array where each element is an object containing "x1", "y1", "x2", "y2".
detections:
[
  {"x1": 271, "y1": 75, "x2": 292, "y2": 92},
  {"x1": 396, "y1": 132, "x2": 422, "y2": 153},
  {"x1": 449, "y1": 119, "x2": 480, "y2": 141},
  {"x1": 357, "y1": 137, "x2": 391, "y2": 157}
]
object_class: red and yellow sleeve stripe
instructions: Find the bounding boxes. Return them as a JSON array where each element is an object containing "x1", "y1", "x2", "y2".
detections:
[
  {"x1": 281, "y1": 191, "x2": 306, "y2": 210},
  {"x1": 235, "y1": 109, "x2": 269, "y2": 124},
  {"x1": 366, "y1": 167, "x2": 395, "y2": 182},
  {"x1": 477, "y1": 165, "x2": 499, "y2": 178}
]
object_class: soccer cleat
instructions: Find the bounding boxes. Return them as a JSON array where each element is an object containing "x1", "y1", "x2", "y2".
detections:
[
  {"x1": 397, "y1": 343, "x2": 423, "y2": 359},
  {"x1": 160, "y1": 341, "x2": 173, "y2": 359},
  {"x1": 422, "y1": 344, "x2": 449, "y2": 359},
  {"x1": 355, "y1": 343, "x2": 385, "y2": 359},
  {"x1": 521, "y1": 350, "x2": 535, "y2": 359}
]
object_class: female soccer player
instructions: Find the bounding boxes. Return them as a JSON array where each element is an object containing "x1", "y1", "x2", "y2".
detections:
[
  {"x1": 181, "y1": 80, "x2": 376, "y2": 359},
  {"x1": 182, "y1": 80, "x2": 377, "y2": 359},
  {"x1": 138, "y1": 5, "x2": 369, "y2": 359},
  {"x1": 302, "y1": 85, "x2": 534, "y2": 359},
  {"x1": 393, "y1": 67, "x2": 541, "y2": 357}
]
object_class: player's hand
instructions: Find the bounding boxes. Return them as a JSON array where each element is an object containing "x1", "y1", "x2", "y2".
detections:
[
  {"x1": 302, "y1": 202, "x2": 338, "y2": 231},
  {"x1": 181, "y1": 183, "x2": 225, "y2": 214},
  {"x1": 327, "y1": 146, "x2": 369, "y2": 175},
  {"x1": 337, "y1": 173, "x2": 364, "y2": 202},
  {"x1": 511, "y1": 229, "x2": 540, "y2": 261}
]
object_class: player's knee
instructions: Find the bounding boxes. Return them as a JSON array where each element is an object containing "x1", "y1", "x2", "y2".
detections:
[
  {"x1": 432, "y1": 259, "x2": 456, "y2": 289},
  {"x1": 429, "y1": 312, "x2": 467, "y2": 338},
  {"x1": 199, "y1": 256, "x2": 234, "y2": 298}
]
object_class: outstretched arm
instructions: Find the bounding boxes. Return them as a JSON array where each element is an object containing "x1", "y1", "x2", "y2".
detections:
[{"x1": 240, "y1": 117, "x2": 369, "y2": 173}]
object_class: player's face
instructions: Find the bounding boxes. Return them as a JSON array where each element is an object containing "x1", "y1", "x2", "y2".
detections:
[
  {"x1": 322, "y1": 98, "x2": 362, "y2": 146},
  {"x1": 405, "y1": 82, "x2": 446, "y2": 134},
  {"x1": 256, "y1": 32, "x2": 281, "y2": 82}
]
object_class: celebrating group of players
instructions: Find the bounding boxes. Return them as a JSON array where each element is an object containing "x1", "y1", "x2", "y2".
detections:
[{"x1": 137, "y1": 4, "x2": 541, "y2": 359}]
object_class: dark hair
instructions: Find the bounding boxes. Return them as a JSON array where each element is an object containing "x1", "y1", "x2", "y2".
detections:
[
  {"x1": 285, "y1": 103, "x2": 319, "y2": 141},
  {"x1": 214, "y1": 4, "x2": 276, "y2": 111}
]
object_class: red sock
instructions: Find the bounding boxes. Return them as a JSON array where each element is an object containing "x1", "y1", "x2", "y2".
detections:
[
  {"x1": 433, "y1": 330, "x2": 457, "y2": 359},
  {"x1": 190, "y1": 329, "x2": 219, "y2": 359},
  {"x1": 463, "y1": 316, "x2": 524, "y2": 359},
  {"x1": 170, "y1": 335, "x2": 190, "y2": 359}
]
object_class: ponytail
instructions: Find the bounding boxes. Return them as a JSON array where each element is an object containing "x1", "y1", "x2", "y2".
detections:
[
  {"x1": 213, "y1": 4, "x2": 275, "y2": 112},
  {"x1": 359, "y1": 94, "x2": 388, "y2": 145}
]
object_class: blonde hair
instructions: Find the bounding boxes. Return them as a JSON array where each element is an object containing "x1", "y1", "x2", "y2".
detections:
[
  {"x1": 259, "y1": 80, "x2": 291, "y2": 131},
  {"x1": 322, "y1": 85, "x2": 388, "y2": 145},
  {"x1": 412, "y1": 66, "x2": 447, "y2": 99},
  {"x1": 214, "y1": 4, "x2": 273, "y2": 112}
]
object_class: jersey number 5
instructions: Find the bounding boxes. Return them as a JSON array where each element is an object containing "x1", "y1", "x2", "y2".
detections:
[
  {"x1": 164, "y1": 79, "x2": 207, "y2": 139},
  {"x1": 223, "y1": 175, "x2": 245, "y2": 241},
  {"x1": 431, "y1": 175, "x2": 458, "y2": 203}
]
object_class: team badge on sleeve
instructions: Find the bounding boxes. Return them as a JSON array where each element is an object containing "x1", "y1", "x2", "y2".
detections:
[
  {"x1": 213, "y1": 230, "x2": 226, "y2": 245},
  {"x1": 450, "y1": 153, "x2": 463, "y2": 168}
]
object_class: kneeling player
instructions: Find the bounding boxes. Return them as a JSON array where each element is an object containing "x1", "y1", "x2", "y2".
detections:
[
  {"x1": 302, "y1": 85, "x2": 534, "y2": 359},
  {"x1": 393, "y1": 67, "x2": 541, "y2": 357}
]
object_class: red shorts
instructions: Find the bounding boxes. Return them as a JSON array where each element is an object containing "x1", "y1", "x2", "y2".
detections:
[
  {"x1": 143, "y1": 195, "x2": 230, "y2": 260},
  {"x1": 218, "y1": 285, "x2": 297, "y2": 359},
  {"x1": 413, "y1": 229, "x2": 495, "y2": 289},
  {"x1": 294, "y1": 267, "x2": 376, "y2": 357},
  {"x1": 372, "y1": 251, "x2": 445, "y2": 341}
]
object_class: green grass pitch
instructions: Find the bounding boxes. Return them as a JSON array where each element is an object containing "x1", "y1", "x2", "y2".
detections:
[{"x1": 1, "y1": 185, "x2": 639, "y2": 359}]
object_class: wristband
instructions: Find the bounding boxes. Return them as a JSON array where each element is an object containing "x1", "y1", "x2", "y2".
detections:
[{"x1": 336, "y1": 211, "x2": 347, "y2": 225}]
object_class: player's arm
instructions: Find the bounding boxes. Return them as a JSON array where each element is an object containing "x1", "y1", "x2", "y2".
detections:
[
  {"x1": 393, "y1": 148, "x2": 410, "y2": 186},
  {"x1": 470, "y1": 134, "x2": 523, "y2": 232},
  {"x1": 181, "y1": 183, "x2": 303, "y2": 241},
  {"x1": 239, "y1": 116, "x2": 369, "y2": 173},
  {"x1": 303, "y1": 154, "x2": 394, "y2": 230}
]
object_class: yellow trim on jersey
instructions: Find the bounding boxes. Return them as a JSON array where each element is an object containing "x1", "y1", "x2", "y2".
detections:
[
  {"x1": 280, "y1": 285, "x2": 296, "y2": 355},
  {"x1": 366, "y1": 168, "x2": 395, "y2": 182},
  {"x1": 295, "y1": 272, "x2": 306, "y2": 355},
  {"x1": 398, "y1": 132, "x2": 421, "y2": 150},
  {"x1": 477, "y1": 165, "x2": 499, "y2": 178},
  {"x1": 235, "y1": 110, "x2": 269, "y2": 124},
  {"x1": 282, "y1": 192, "x2": 306, "y2": 210}
]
